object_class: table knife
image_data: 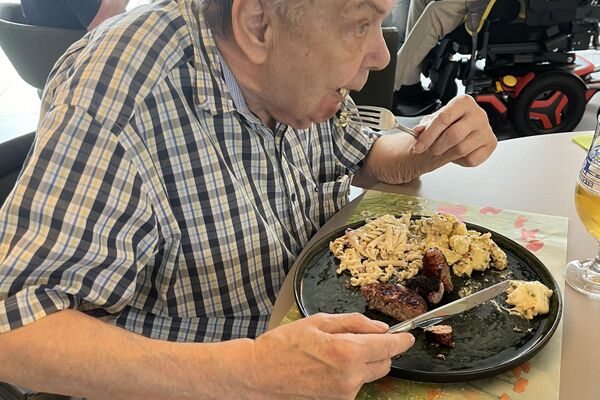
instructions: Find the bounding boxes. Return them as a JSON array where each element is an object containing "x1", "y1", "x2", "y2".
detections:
[{"x1": 387, "y1": 280, "x2": 511, "y2": 334}]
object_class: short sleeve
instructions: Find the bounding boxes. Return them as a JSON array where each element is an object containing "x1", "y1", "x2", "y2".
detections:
[
  {"x1": 330, "y1": 99, "x2": 378, "y2": 173},
  {"x1": 0, "y1": 105, "x2": 159, "y2": 333}
]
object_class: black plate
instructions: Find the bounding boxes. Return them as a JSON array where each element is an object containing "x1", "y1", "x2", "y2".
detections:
[{"x1": 294, "y1": 219, "x2": 562, "y2": 383}]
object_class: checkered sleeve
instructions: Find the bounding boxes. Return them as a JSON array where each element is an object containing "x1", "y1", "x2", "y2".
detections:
[
  {"x1": 0, "y1": 105, "x2": 159, "y2": 333},
  {"x1": 331, "y1": 100, "x2": 377, "y2": 173}
]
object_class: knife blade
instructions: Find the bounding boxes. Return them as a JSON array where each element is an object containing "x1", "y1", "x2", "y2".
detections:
[{"x1": 387, "y1": 280, "x2": 511, "y2": 334}]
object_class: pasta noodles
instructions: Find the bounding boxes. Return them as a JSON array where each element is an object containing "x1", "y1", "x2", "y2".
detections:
[{"x1": 330, "y1": 213, "x2": 508, "y2": 287}]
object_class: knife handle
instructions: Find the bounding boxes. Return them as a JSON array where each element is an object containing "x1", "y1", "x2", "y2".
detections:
[{"x1": 387, "y1": 321, "x2": 414, "y2": 334}]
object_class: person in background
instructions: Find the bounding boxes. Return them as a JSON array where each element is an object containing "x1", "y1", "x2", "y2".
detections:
[
  {"x1": 393, "y1": 0, "x2": 469, "y2": 106},
  {"x1": 0, "y1": 0, "x2": 496, "y2": 398},
  {"x1": 21, "y1": 0, "x2": 129, "y2": 31}
]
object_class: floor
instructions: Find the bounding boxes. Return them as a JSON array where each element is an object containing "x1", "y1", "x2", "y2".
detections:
[{"x1": 1, "y1": 0, "x2": 600, "y2": 143}]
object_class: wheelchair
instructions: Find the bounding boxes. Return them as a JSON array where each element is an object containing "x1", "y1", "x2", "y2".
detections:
[{"x1": 422, "y1": 0, "x2": 600, "y2": 136}]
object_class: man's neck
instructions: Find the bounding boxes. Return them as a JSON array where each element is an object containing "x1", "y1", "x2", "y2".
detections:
[{"x1": 214, "y1": 36, "x2": 277, "y2": 130}]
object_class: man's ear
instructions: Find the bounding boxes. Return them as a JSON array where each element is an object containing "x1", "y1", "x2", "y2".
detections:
[{"x1": 231, "y1": 0, "x2": 273, "y2": 65}]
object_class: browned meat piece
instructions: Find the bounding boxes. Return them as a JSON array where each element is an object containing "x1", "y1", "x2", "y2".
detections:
[
  {"x1": 439, "y1": 262, "x2": 454, "y2": 293},
  {"x1": 424, "y1": 325, "x2": 454, "y2": 347},
  {"x1": 422, "y1": 248, "x2": 444, "y2": 277},
  {"x1": 423, "y1": 248, "x2": 454, "y2": 293},
  {"x1": 426, "y1": 281, "x2": 445, "y2": 305},
  {"x1": 361, "y1": 283, "x2": 428, "y2": 322},
  {"x1": 405, "y1": 276, "x2": 445, "y2": 305}
]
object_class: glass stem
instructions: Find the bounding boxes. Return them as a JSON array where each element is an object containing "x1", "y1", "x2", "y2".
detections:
[{"x1": 594, "y1": 241, "x2": 600, "y2": 271}]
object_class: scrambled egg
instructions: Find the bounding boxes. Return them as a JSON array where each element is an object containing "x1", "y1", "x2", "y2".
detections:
[
  {"x1": 506, "y1": 280, "x2": 553, "y2": 320},
  {"x1": 413, "y1": 213, "x2": 508, "y2": 277}
]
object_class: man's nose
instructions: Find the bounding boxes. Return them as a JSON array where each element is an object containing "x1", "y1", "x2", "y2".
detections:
[{"x1": 367, "y1": 29, "x2": 391, "y2": 72}]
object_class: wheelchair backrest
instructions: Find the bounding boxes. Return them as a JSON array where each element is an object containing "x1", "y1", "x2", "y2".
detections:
[{"x1": 526, "y1": 0, "x2": 578, "y2": 25}]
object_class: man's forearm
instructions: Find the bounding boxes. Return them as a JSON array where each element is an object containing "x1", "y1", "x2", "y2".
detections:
[
  {"x1": 0, "y1": 309, "x2": 254, "y2": 400},
  {"x1": 353, "y1": 133, "x2": 433, "y2": 187}
]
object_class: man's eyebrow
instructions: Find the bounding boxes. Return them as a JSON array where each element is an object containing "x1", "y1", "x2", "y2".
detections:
[{"x1": 357, "y1": 0, "x2": 387, "y2": 15}]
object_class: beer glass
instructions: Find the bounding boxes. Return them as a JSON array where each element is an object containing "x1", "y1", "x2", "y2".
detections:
[{"x1": 564, "y1": 119, "x2": 600, "y2": 299}]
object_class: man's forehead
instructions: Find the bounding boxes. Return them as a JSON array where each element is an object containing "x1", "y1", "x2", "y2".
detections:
[
  {"x1": 306, "y1": 0, "x2": 390, "y2": 17},
  {"x1": 344, "y1": 0, "x2": 389, "y2": 14}
]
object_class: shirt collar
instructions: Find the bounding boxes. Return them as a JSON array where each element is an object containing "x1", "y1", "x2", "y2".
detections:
[{"x1": 219, "y1": 54, "x2": 267, "y2": 125}]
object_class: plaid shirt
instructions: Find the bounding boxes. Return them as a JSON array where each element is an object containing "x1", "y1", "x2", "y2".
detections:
[{"x1": 0, "y1": 0, "x2": 374, "y2": 341}]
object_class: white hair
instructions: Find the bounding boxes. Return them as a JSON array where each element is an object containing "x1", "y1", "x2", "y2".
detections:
[{"x1": 202, "y1": 0, "x2": 312, "y2": 38}]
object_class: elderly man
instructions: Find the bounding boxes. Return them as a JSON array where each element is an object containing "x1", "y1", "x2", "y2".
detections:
[{"x1": 0, "y1": 0, "x2": 496, "y2": 398}]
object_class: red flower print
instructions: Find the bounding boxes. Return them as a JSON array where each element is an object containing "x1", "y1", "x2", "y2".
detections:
[
  {"x1": 526, "y1": 240, "x2": 544, "y2": 252},
  {"x1": 520, "y1": 228, "x2": 539, "y2": 240},
  {"x1": 514, "y1": 216, "x2": 528, "y2": 228},
  {"x1": 480, "y1": 207, "x2": 503, "y2": 215},
  {"x1": 436, "y1": 204, "x2": 468, "y2": 220}
]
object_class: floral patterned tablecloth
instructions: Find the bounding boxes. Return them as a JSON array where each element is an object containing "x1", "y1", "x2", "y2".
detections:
[{"x1": 282, "y1": 190, "x2": 569, "y2": 400}]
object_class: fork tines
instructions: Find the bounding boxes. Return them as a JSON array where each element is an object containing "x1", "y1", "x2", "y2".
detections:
[{"x1": 347, "y1": 115, "x2": 381, "y2": 130}]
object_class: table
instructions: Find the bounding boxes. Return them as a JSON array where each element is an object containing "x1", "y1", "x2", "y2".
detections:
[{"x1": 269, "y1": 131, "x2": 600, "y2": 400}]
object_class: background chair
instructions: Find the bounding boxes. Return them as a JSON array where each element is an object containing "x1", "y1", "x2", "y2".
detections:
[
  {"x1": 0, "y1": 131, "x2": 34, "y2": 208},
  {"x1": 0, "y1": 3, "x2": 85, "y2": 91},
  {"x1": 350, "y1": 26, "x2": 400, "y2": 111}
]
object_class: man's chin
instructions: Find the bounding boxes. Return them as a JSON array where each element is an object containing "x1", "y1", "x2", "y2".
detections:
[
  {"x1": 287, "y1": 112, "x2": 338, "y2": 130},
  {"x1": 283, "y1": 101, "x2": 341, "y2": 130},
  {"x1": 309, "y1": 102, "x2": 342, "y2": 126}
]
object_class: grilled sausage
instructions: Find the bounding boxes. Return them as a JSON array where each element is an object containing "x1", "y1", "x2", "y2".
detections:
[{"x1": 423, "y1": 248, "x2": 454, "y2": 293}]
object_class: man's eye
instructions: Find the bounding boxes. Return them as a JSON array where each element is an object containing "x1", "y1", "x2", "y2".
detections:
[{"x1": 355, "y1": 23, "x2": 370, "y2": 36}]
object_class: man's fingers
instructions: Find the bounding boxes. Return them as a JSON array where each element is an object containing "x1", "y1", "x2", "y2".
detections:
[
  {"x1": 364, "y1": 359, "x2": 393, "y2": 383},
  {"x1": 345, "y1": 332, "x2": 415, "y2": 362},
  {"x1": 440, "y1": 127, "x2": 496, "y2": 166},
  {"x1": 369, "y1": 332, "x2": 415, "y2": 361},
  {"x1": 414, "y1": 96, "x2": 477, "y2": 154},
  {"x1": 414, "y1": 105, "x2": 464, "y2": 154},
  {"x1": 413, "y1": 125, "x2": 427, "y2": 135},
  {"x1": 314, "y1": 312, "x2": 389, "y2": 334},
  {"x1": 427, "y1": 118, "x2": 474, "y2": 156},
  {"x1": 454, "y1": 142, "x2": 495, "y2": 167}
]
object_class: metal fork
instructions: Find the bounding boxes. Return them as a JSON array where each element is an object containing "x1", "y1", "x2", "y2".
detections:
[{"x1": 345, "y1": 104, "x2": 417, "y2": 138}]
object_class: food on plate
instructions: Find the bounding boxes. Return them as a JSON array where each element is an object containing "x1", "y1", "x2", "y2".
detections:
[
  {"x1": 360, "y1": 282, "x2": 428, "y2": 321},
  {"x1": 405, "y1": 275, "x2": 444, "y2": 305},
  {"x1": 424, "y1": 247, "x2": 454, "y2": 292},
  {"x1": 405, "y1": 248, "x2": 453, "y2": 305},
  {"x1": 505, "y1": 280, "x2": 553, "y2": 320},
  {"x1": 330, "y1": 213, "x2": 507, "y2": 287},
  {"x1": 424, "y1": 325, "x2": 454, "y2": 347}
]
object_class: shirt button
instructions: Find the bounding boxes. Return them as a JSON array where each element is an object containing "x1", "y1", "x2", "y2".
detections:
[{"x1": 314, "y1": 187, "x2": 319, "y2": 193}]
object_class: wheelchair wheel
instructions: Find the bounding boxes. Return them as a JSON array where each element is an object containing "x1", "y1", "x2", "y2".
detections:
[{"x1": 509, "y1": 72, "x2": 586, "y2": 135}]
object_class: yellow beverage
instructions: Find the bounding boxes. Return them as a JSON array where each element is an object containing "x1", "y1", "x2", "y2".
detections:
[{"x1": 575, "y1": 182, "x2": 600, "y2": 240}]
